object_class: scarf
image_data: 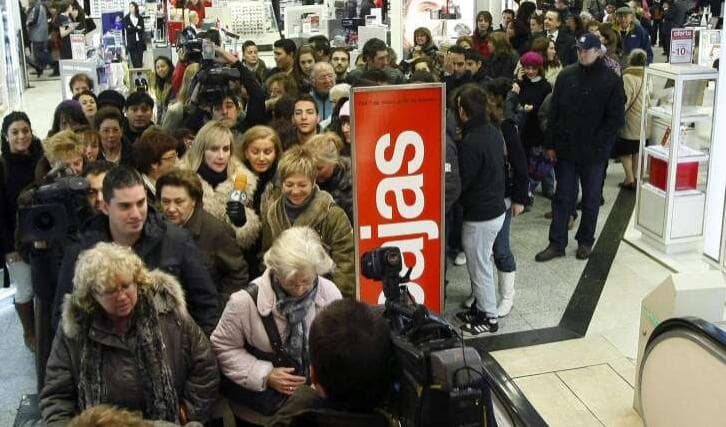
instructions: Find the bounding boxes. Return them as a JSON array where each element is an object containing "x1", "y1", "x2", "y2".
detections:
[
  {"x1": 271, "y1": 274, "x2": 318, "y2": 372},
  {"x1": 283, "y1": 190, "x2": 314, "y2": 224},
  {"x1": 198, "y1": 161, "x2": 228, "y2": 189},
  {"x1": 77, "y1": 294, "x2": 179, "y2": 422}
]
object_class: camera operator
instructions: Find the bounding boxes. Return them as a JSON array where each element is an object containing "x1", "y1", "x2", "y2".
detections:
[
  {"x1": 266, "y1": 299, "x2": 392, "y2": 427},
  {"x1": 51, "y1": 165, "x2": 221, "y2": 336},
  {"x1": 16, "y1": 130, "x2": 92, "y2": 389},
  {"x1": 182, "y1": 31, "x2": 266, "y2": 134}
]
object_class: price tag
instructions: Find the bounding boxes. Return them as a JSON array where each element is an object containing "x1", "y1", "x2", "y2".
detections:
[
  {"x1": 670, "y1": 28, "x2": 694, "y2": 64},
  {"x1": 71, "y1": 33, "x2": 86, "y2": 60}
]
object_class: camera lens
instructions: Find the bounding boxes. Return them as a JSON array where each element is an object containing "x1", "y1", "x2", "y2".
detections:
[
  {"x1": 385, "y1": 249, "x2": 400, "y2": 266},
  {"x1": 34, "y1": 211, "x2": 55, "y2": 231}
]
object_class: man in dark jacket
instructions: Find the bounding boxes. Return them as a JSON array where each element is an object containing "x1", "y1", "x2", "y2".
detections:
[
  {"x1": 454, "y1": 84, "x2": 506, "y2": 334},
  {"x1": 544, "y1": 9, "x2": 578, "y2": 66},
  {"x1": 615, "y1": 6, "x2": 654, "y2": 63},
  {"x1": 52, "y1": 166, "x2": 221, "y2": 335},
  {"x1": 536, "y1": 34, "x2": 625, "y2": 262}
]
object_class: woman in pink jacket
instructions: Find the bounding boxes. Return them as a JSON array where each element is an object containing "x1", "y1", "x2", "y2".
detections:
[{"x1": 210, "y1": 226, "x2": 342, "y2": 425}]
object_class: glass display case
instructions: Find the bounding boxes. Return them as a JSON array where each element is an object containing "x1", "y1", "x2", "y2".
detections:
[{"x1": 635, "y1": 63, "x2": 719, "y2": 253}]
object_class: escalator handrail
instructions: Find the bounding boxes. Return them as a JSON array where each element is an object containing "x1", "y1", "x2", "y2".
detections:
[
  {"x1": 479, "y1": 353, "x2": 548, "y2": 427},
  {"x1": 646, "y1": 316, "x2": 726, "y2": 351}
]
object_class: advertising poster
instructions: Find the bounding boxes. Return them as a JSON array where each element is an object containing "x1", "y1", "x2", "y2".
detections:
[
  {"x1": 59, "y1": 60, "x2": 98, "y2": 99},
  {"x1": 698, "y1": 30, "x2": 721, "y2": 67},
  {"x1": 401, "y1": 0, "x2": 474, "y2": 51},
  {"x1": 670, "y1": 28, "x2": 694, "y2": 64},
  {"x1": 352, "y1": 84, "x2": 445, "y2": 313}
]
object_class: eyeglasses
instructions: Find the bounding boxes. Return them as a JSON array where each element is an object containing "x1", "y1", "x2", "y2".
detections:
[{"x1": 95, "y1": 282, "x2": 136, "y2": 298}]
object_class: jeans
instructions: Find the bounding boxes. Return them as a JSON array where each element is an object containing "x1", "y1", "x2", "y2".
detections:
[
  {"x1": 493, "y1": 206, "x2": 516, "y2": 272},
  {"x1": 549, "y1": 159, "x2": 606, "y2": 249},
  {"x1": 462, "y1": 213, "x2": 505, "y2": 316},
  {"x1": 542, "y1": 168, "x2": 556, "y2": 194},
  {"x1": 447, "y1": 202, "x2": 464, "y2": 255},
  {"x1": 32, "y1": 41, "x2": 51, "y2": 73}
]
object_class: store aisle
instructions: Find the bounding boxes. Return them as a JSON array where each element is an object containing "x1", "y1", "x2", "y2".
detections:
[{"x1": 21, "y1": 79, "x2": 63, "y2": 138}]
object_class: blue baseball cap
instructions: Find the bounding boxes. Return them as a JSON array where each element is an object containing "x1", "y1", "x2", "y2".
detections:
[{"x1": 576, "y1": 33, "x2": 602, "y2": 50}]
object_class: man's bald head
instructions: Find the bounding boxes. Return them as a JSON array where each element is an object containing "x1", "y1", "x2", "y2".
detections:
[{"x1": 310, "y1": 62, "x2": 336, "y2": 96}]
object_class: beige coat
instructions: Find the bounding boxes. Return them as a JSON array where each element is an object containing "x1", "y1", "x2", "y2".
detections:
[
  {"x1": 620, "y1": 66, "x2": 645, "y2": 141},
  {"x1": 199, "y1": 157, "x2": 262, "y2": 250}
]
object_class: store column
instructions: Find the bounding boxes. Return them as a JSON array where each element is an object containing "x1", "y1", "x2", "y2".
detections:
[{"x1": 703, "y1": 27, "x2": 726, "y2": 265}]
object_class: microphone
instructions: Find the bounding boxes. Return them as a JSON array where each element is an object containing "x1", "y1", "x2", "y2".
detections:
[{"x1": 229, "y1": 173, "x2": 248, "y2": 203}]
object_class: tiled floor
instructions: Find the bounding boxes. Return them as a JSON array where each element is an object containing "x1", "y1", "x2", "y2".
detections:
[{"x1": 444, "y1": 162, "x2": 626, "y2": 335}]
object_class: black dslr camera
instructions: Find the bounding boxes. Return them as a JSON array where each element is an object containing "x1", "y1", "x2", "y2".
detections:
[
  {"x1": 17, "y1": 167, "x2": 89, "y2": 243},
  {"x1": 361, "y1": 247, "x2": 489, "y2": 427}
]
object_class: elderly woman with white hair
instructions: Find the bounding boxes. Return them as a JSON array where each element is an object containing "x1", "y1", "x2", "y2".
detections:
[
  {"x1": 40, "y1": 242, "x2": 219, "y2": 426},
  {"x1": 179, "y1": 120, "x2": 261, "y2": 249},
  {"x1": 211, "y1": 226, "x2": 342, "y2": 424}
]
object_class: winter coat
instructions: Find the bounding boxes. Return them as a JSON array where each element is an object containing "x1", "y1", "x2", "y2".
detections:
[
  {"x1": 26, "y1": 2, "x2": 49, "y2": 43},
  {"x1": 197, "y1": 157, "x2": 262, "y2": 250},
  {"x1": 317, "y1": 157, "x2": 353, "y2": 223},
  {"x1": 184, "y1": 204, "x2": 249, "y2": 302},
  {"x1": 553, "y1": 31, "x2": 578, "y2": 66},
  {"x1": 620, "y1": 66, "x2": 646, "y2": 141},
  {"x1": 619, "y1": 23, "x2": 654, "y2": 64},
  {"x1": 517, "y1": 77, "x2": 552, "y2": 149},
  {"x1": 545, "y1": 59, "x2": 626, "y2": 164},
  {"x1": 40, "y1": 271, "x2": 220, "y2": 426},
  {"x1": 444, "y1": 136, "x2": 461, "y2": 214},
  {"x1": 52, "y1": 208, "x2": 221, "y2": 335},
  {"x1": 483, "y1": 52, "x2": 519, "y2": 79},
  {"x1": 266, "y1": 385, "x2": 390, "y2": 427},
  {"x1": 0, "y1": 136, "x2": 43, "y2": 255},
  {"x1": 211, "y1": 270, "x2": 341, "y2": 421},
  {"x1": 122, "y1": 14, "x2": 146, "y2": 52},
  {"x1": 457, "y1": 115, "x2": 506, "y2": 222},
  {"x1": 472, "y1": 30, "x2": 493, "y2": 60},
  {"x1": 261, "y1": 188, "x2": 354, "y2": 298}
]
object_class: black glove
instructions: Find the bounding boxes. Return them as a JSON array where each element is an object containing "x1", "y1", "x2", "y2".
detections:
[{"x1": 226, "y1": 201, "x2": 247, "y2": 227}]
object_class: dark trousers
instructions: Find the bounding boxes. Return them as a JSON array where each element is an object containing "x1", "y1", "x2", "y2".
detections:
[
  {"x1": 129, "y1": 47, "x2": 144, "y2": 68},
  {"x1": 447, "y1": 202, "x2": 464, "y2": 256},
  {"x1": 548, "y1": 159, "x2": 606, "y2": 250}
]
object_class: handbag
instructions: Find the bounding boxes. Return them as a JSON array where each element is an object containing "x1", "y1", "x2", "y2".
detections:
[
  {"x1": 220, "y1": 284, "x2": 306, "y2": 416},
  {"x1": 527, "y1": 146, "x2": 554, "y2": 182}
]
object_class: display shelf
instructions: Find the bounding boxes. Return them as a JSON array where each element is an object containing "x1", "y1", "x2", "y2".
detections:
[
  {"x1": 635, "y1": 62, "x2": 718, "y2": 251},
  {"x1": 647, "y1": 105, "x2": 713, "y2": 122},
  {"x1": 644, "y1": 145, "x2": 709, "y2": 163}
]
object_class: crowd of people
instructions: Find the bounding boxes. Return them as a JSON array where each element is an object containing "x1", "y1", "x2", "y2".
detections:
[{"x1": 1, "y1": 0, "x2": 715, "y2": 425}]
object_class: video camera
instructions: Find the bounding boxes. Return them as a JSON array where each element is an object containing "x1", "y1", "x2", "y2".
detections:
[
  {"x1": 179, "y1": 27, "x2": 242, "y2": 107},
  {"x1": 17, "y1": 167, "x2": 90, "y2": 244},
  {"x1": 361, "y1": 247, "x2": 489, "y2": 427}
]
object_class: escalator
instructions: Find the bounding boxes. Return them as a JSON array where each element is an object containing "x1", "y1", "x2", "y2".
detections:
[{"x1": 637, "y1": 317, "x2": 726, "y2": 427}]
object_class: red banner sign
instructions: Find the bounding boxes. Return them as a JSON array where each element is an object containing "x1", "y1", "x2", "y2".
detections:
[{"x1": 352, "y1": 84, "x2": 445, "y2": 313}]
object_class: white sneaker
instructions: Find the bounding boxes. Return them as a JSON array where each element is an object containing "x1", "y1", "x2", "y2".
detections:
[{"x1": 454, "y1": 252, "x2": 467, "y2": 266}]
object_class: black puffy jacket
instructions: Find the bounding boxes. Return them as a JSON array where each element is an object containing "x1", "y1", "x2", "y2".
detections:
[
  {"x1": 52, "y1": 207, "x2": 221, "y2": 335},
  {"x1": 544, "y1": 58, "x2": 625, "y2": 165}
]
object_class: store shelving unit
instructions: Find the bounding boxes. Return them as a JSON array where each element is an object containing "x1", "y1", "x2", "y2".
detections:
[{"x1": 635, "y1": 63, "x2": 719, "y2": 253}]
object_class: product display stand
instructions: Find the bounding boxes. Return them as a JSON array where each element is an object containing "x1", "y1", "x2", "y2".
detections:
[{"x1": 635, "y1": 63, "x2": 719, "y2": 253}]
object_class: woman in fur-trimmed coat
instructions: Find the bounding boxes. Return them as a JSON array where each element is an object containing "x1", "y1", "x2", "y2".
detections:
[
  {"x1": 39, "y1": 242, "x2": 219, "y2": 426},
  {"x1": 179, "y1": 120, "x2": 262, "y2": 249}
]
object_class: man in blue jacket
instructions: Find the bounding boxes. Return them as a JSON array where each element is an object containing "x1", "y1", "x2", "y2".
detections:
[{"x1": 615, "y1": 6, "x2": 654, "y2": 64}]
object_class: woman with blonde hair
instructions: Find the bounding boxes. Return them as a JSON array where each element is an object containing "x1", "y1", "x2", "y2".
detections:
[
  {"x1": 180, "y1": 120, "x2": 261, "y2": 250},
  {"x1": 162, "y1": 62, "x2": 200, "y2": 132},
  {"x1": 40, "y1": 242, "x2": 219, "y2": 425},
  {"x1": 615, "y1": 49, "x2": 648, "y2": 190},
  {"x1": 306, "y1": 132, "x2": 352, "y2": 222},
  {"x1": 260, "y1": 146, "x2": 354, "y2": 298},
  {"x1": 236, "y1": 125, "x2": 283, "y2": 278},
  {"x1": 211, "y1": 226, "x2": 342, "y2": 424}
]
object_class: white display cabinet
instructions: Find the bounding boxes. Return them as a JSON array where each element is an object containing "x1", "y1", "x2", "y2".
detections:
[{"x1": 635, "y1": 63, "x2": 718, "y2": 253}]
